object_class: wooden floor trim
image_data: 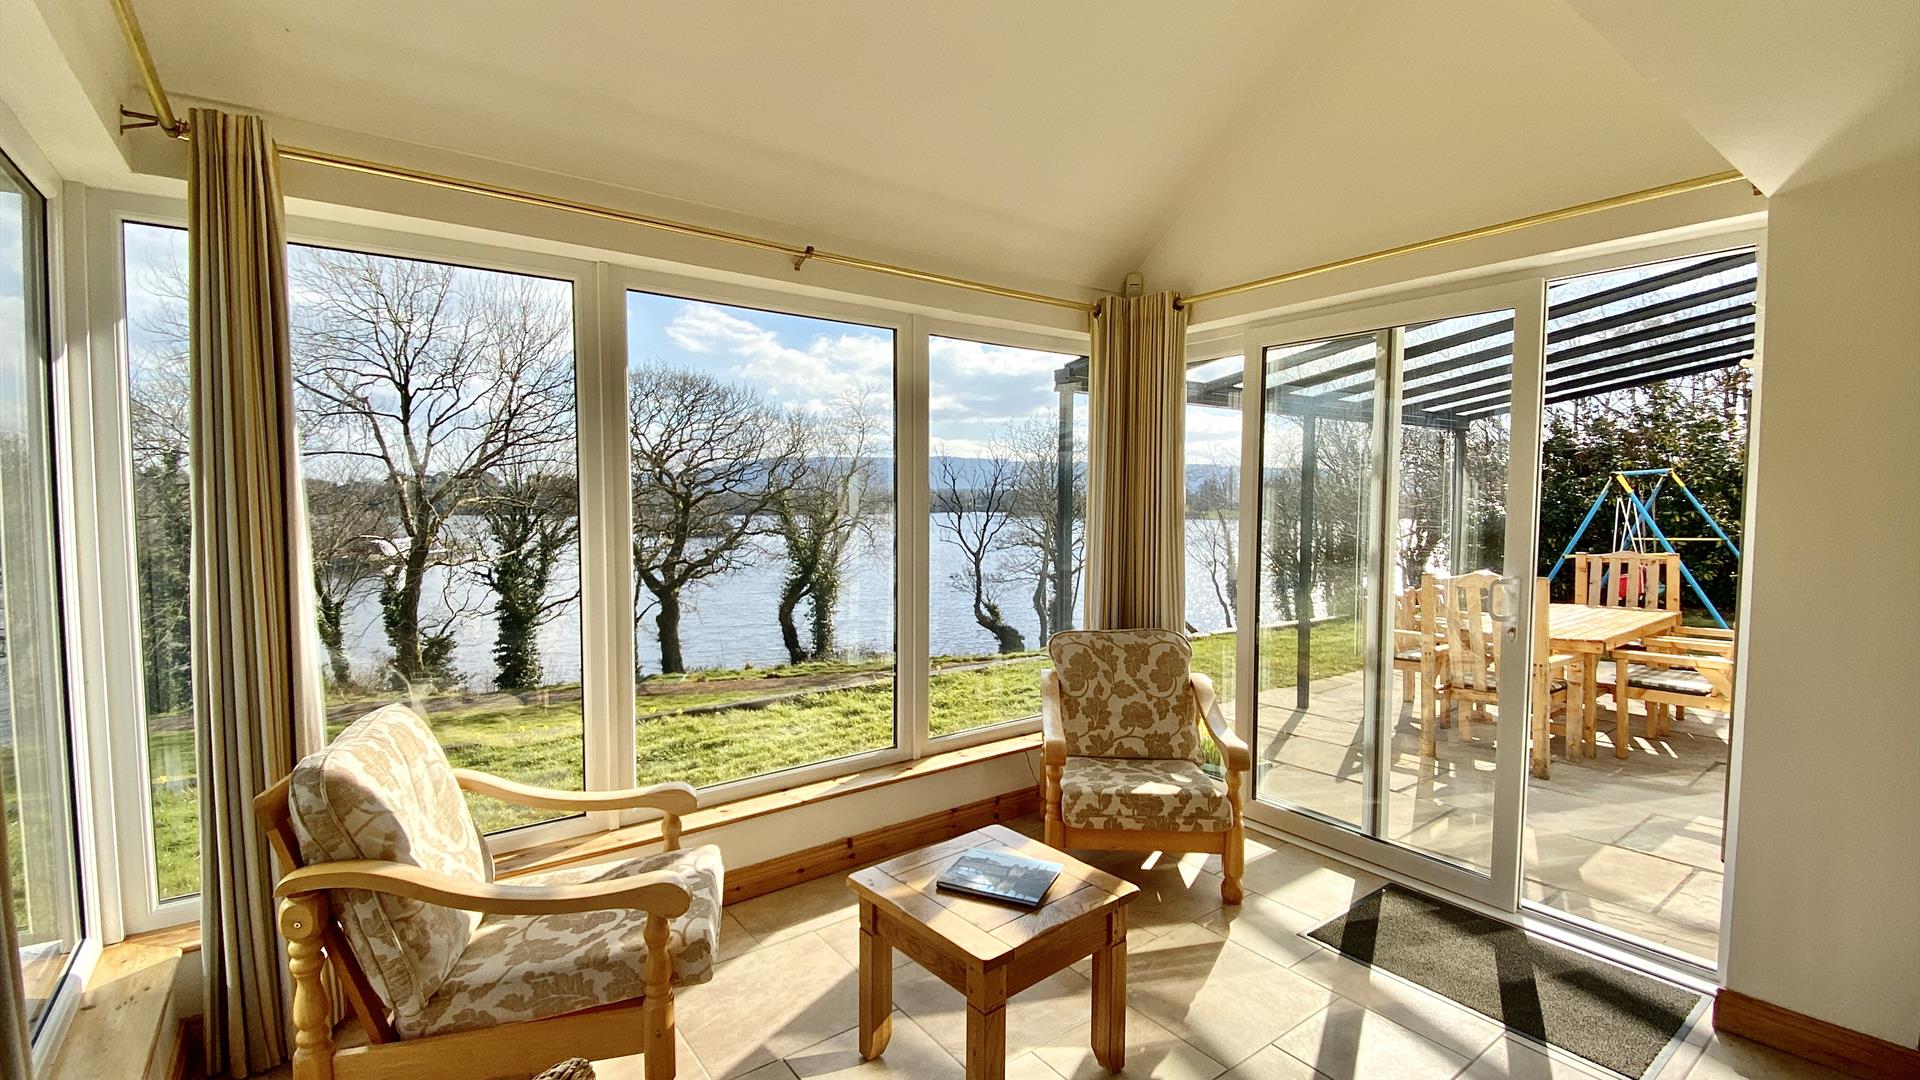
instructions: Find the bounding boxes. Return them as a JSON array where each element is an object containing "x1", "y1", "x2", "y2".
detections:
[
  {"x1": 725, "y1": 786, "x2": 1040, "y2": 904},
  {"x1": 1714, "y1": 988, "x2": 1920, "y2": 1079}
]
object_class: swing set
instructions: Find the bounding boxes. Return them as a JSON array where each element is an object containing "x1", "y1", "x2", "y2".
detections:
[{"x1": 1546, "y1": 467, "x2": 1741, "y2": 628}]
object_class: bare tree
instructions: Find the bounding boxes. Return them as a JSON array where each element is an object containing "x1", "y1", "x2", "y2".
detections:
[
  {"x1": 932, "y1": 443, "x2": 1026, "y2": 654},
  {"x1": 772, "y1": 388, "x2": 888, "y2": 664},
  {"x1": 1189, "y1": 456, "x2": 1238, "y2": 627},
  {"x1": 290, "y1": 249, "x2": 574, "y2": 686},
  {"x1": 1004, "y1": 419, "x2": 1083, "y2": 641},
  {"x1": 630, "y1": 363, "x2": 807, "y2": 674}
]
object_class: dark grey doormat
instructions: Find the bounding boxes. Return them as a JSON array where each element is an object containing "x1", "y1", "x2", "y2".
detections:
[{"x1": 1309, "y1": 884, "x2": 1703, "y2": 1078}]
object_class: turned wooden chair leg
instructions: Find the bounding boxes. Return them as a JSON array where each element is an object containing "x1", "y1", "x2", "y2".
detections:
[
  {"x1": 1043, "y1": 761, "x2": 1064, "y2": 849},
  {"x1": 1221, "y1": 770, "x2": 1245, "y2": 905},
  {"x1": 280, "y1": 895, "x2": 335, "y2": 1080},
  {"x1": 642, "y1": 914, "x2": 677, "y2": 1080}
]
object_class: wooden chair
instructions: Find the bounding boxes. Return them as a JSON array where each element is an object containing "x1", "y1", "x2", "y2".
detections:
[
  {"x1": 254, "y1": 703, "x2": 719, "y2": 1080},
  {"x1": 1039, "y1": 629, "x2": 1251, "y2": 904},
  {"x1": 1392, "y1": 578, "x2": 1451, "y2": 756},
  {"x1": 1427, "y1": 573, "x2": 1578, "y2": 770},
  {"x1": 1607, "y1": 631, "x2": 1736, "y2": 738},
  {"x1": 1573, "y1": 551, "x2": 1683, "y2": 612}
]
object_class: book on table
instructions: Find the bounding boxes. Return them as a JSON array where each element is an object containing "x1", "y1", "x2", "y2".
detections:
[{"x1": 935, "y1": 848, "x2": 1063, "y2": 909}]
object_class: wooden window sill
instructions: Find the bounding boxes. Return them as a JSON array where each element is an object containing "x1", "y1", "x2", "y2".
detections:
[{"x1": 494, "y1": 731, "x2": 1041, "y2": 878}]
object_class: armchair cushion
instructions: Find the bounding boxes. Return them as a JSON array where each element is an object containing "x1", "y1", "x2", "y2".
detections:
[
  {"x1": 416, "y1": 844, "x2": 725, "y2": 1037},
  {"x1": 1059, "y1": 757, "x2": 1230, "y2": 833},
  {"x1": 1048, "y1": 629, "x2": 1200, "y2": 761},
  {"x1": 287, "y1": 703, "x2": 493, "y2": 1037}
]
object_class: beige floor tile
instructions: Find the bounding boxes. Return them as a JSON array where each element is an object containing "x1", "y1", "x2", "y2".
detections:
[
  {"x1": 1236, "y1": 842, "x2": 1387, "y2": 921},
  {"x1": 1457, "y1": 1036, "x2": 1615, "y2": 1079},
  {"x1": 728, "y1": 873, "x2": 862, "y2": 945},
  {"x1": 1271, "y1": 1000, "x2": 1473, "y2": 1080},
  {"x1": 718, "y1": 909, "x2": 763, "y2": 961},
  {"x1": 1124, "y1": 923, "x2": 1338, "y2": 1068},
  {"x1": 1654, "y1": 870, "x2": 1723, "y2": 938},
  {"x1": 1191, "y1": 892, "x2": 1326, "y2": 968},
  {"x1": 784, "y1": 1009, "x2": 959, "y2": 1078},
  {"x1": 1520, "y1": 828, "x2": 1693, "y2": 914},
  {"x1": 1286, "y1": 950, "x2": 1503, "y2": 1061},
  {"x1": 890, "y1": 961, "x2": 1094, "y2": 1062},
  {"x1": 815, "y1": 916, "x2": 914, "y2": 972},
  {"x1": 1008, "y1": 1051, "x2": 1069, "y2": 1078},
  {"x1": 1681, "y1": 1033, "x2": 1854, "y2": 1079},
  {"x1": 1033, "y1": 1005, "x2": 1228, "y2": 1079},
  {"x1": 1096, "y1": 856, "x2": 1229, "y2": 933},
  {"x1": 1216, "y1": 1045, "x2": 1331, "y2": 1079},
  {"x1": 735, "y1": 1064, "x2": 800, "y2": 1080},
  {"x1": 1526, "y1": 886, "x2": 1718, "y2": 962},
  {"x1": 676, "y1": 933, "x2": 859, "y2": 1079}
]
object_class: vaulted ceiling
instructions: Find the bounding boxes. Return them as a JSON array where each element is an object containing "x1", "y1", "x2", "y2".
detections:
[{"x1": 20, "y1": 0, "x2": 1908, "y2": 298}]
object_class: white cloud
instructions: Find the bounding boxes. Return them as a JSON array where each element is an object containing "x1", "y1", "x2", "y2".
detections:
[{"x1": 664, "y1": 302, "x2": 893, "y2": 408}]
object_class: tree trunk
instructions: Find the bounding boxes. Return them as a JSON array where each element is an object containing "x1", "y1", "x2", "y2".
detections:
[
  {"x1": 654, "y1": 589, "x2": 686, "y2": 674},
  {"x1": 777, "y1": 574, "x2": 810, "y2": 665},
  {"x1": 316, "y1": 586, "x2": 352, "y2": 686},
  {"x1": 383, "y1": 546, "x2": 431, "y2": 681},
  {"x1": 809, "y1": 569, "x2": 840, "y2": 660}
]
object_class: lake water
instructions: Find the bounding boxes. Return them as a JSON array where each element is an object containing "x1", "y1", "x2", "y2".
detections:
[{"x1": 332, "y1": 513, "x2": 1244, "y2": 689}]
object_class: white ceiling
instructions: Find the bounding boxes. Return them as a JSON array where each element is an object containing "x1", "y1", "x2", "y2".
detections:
[
  {"x1": 132, "y1": 0, "x2": 1358, "y2": 293},
  {"x1": 1565, "y1": 0, "x2": 1920, "y2": 195},
  {"x1": 36, "y1": 0, "x2": 1912, "y2": 299}
]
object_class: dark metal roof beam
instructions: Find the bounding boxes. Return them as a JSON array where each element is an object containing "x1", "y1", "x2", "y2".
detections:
[
  {"x1": 1413, "y1": 324, "x2": 1754, "y2": 413},
  {"x1": 1447, "y1": 342, "x2": 1753, "y2": 418}
]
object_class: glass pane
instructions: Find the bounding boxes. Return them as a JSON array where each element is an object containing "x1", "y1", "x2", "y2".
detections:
[
  {"x1": 627, "y1": 292, "x2": 896, "y2": 785},
  {"x1": 1185, "y1": 355, "x2": 1243, "y2": 751},
  {"x1": 289, "y1": 246, "x2": 584, "y2": 834},
  {"x1": 927, "y1": 337, "x2": 1084, "y2": 738},
  {"x1": 1, "y1": 155, "x2": 82, "y2": 1032},
  {"x1": 1525, "y1": 249, "x2": 1755, "y2": 961},
  {"x1": 122, "y1": 222, "x2": 199, "y2": 898},
  {"x1": 1253, "y1": 332, "x2": 1380, "y2": 826},
  {"x1": 1382, "y1": 310, "x2": 1515, "y2": 873}
]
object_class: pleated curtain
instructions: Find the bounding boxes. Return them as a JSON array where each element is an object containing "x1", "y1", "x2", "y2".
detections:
[
  {"x1": 1084, "y1": 291, "x2": 1188, "y2": 631},
  {"x1": 188, "y1": 107, "x2": 326, "y2": 1079}
]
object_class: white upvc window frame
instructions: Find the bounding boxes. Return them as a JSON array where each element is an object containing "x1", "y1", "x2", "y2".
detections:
[
  {"x1": 919, "y1": 318, "x2": 1090, "y2": 755},
  {"x1": 80, "y1": 189, "x2": 1095, "y2": 932}
]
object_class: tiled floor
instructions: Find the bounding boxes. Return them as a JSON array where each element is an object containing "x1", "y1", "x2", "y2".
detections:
[
  {"x1": 569, "y1": 815, "x2": 1837, "y2": 1080},
  {"x1": 1253, "y1": 670, "x2": 1729, "y2": 959}
]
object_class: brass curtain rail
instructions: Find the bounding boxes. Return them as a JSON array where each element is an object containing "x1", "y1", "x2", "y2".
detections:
[
  {"x1": 110, "y1": 0, "x2": 1752, "y2": 320},
  {"x1": 1174, "y1": 169, "x2": 1752, "y2": 311}
]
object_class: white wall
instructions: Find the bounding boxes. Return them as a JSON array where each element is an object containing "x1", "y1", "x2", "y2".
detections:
[{"x1": 1722, "y1": 158, "x2": 1920, "y2": 1046}]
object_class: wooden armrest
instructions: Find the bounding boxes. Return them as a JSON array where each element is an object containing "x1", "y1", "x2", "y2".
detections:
[
  {"x1": 454, "y1": 770, "x2": 697, "y2": 816},
  {"x1": 274, "y1": 859, "x2": 693, "y2": 917},
  {"x1": 1039, "y1": 670, "x2": 1067, "y2": 766},
  {"x1": 1643, "y1": 635, "x2": 1735, "y2": 657},
  {"x1": 1613, "y1": 649, "x2": 1733, "y2": 672},
  {"x1": 1546, "y1": 653, "x2": 1579, "y2": 667},
  {"x1": 1189, "y1": 673, "x2": 1251, "y2": 773}
]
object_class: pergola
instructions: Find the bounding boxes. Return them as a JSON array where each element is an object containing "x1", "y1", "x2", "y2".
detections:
[{"x1": 1050, "y1": 249, "x2": 1757, "y2": 702}]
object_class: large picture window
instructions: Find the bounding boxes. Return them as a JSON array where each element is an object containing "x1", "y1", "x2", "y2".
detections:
[
  {"x1": 626, "y1": 291, "x2": 896, "y2": 787},
  {"x1": 927, "y1": 336, "x2": 1084, "y2": 737},
  {"x1": 2, "y1": 151, "x2": 83, "y2": 1035},
  {"x1": 124, "y1": 226, "x2": 586, "y2": 900}
]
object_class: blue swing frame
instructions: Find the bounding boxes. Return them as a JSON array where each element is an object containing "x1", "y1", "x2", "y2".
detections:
[{"x1": 1545, "y1": 467, "x2": 1741, "y2": 629}]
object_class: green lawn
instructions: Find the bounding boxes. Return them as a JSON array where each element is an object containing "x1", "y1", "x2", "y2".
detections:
[{"x1": 142, "y1": 620, "x2": 1364, "y2": 898}]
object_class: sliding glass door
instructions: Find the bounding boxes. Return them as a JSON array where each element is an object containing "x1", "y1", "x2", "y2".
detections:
[{"x1": 1239, "y1": 283, "x2": 1542, "y2": 906}]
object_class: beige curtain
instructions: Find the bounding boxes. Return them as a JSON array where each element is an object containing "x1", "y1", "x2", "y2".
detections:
[
  {"x1": 0, "y1": 777, "x2": 32, "y2": 1079},
  {"x1": 189, "y1": 107, "x2": 325, "y2": 1078},
  {"x1": 1084, "y1": 291, "x2": 1188, "y2": 631}
]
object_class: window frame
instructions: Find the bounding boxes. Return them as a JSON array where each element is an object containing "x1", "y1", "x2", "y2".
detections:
[
  {"x1": 85, "y1": 191, "x2": 1094, "y2": 929},
  {"x1": 919, "y1": 319, "x2": 1090, "y2": 753},
  {"x1": 1, "y1": 136, "x2": 101, "y2": 1067}
]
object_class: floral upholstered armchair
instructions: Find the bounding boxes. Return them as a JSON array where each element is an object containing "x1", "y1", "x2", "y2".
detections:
[
  {"x1": 1040, "y1": 629, "x2": 1251, "y2": 903},
  {"x1": 254, "y1": 704, "x2": 721, "y2": 1080}
]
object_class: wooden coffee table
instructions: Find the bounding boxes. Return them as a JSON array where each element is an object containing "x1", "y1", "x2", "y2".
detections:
[{"x1": 847, "y1": 824, "x2": 1139, "y2": 1079}]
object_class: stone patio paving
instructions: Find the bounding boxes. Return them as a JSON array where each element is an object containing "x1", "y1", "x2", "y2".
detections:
[{"x1": 1251, "y1": 671, "x2": 1727, "y2": 961}]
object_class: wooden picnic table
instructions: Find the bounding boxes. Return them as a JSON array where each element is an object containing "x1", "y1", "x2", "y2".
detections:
[{"x1": 1537, "y1": 603, "x2": 1684, "y2": 776}]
